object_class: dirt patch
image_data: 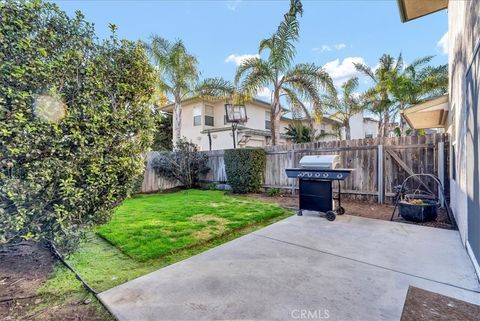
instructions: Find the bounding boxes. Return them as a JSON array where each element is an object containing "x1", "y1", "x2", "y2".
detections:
[
  {"x1": 208, "y1": 202, "x2": 228, "y2": 208},
  {"x1": 400, "y1": 286, "x2": 480, "y2": 321},
  {"x1": 248, "y1": 193, "x2": 454, "y2": 230},
  {"x1": 0, "y1": 241, "x2": 109, "y2": 320},
  {"x1": 190, "y1": 214, "x2": 229, "y2": 240}
]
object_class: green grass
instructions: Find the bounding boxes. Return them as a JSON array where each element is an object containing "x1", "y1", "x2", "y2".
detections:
[
  {"x1": 39, "y1": 190, "x2": 291, "y2": 319},
  {"x1": 96, "y1": 189, "x2": 288, "y2": 261}
]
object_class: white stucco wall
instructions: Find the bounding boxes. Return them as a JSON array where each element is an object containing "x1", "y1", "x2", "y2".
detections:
[
  {"x1": 349, "y1": 112, "x2": 364, "y2": 139},
  {"x1": 176, "y1": 100, "x2": 294, "y2": 150},
  {"x1": 448, "y1": 0, "x2": 480, "y2": 248},
  {"x1": 363, "y1": 119, "x2": 379, "y2": 138},
  {"x1": 347, "y1": 113, "x2": 379, "y2": 139}
]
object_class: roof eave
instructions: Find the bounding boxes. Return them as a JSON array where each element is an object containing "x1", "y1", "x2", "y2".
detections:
[{"x1": 397, "y1": 0, "x2": 448, "y2": 23}]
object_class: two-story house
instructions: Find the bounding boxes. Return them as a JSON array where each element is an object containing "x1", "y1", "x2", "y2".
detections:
[{"x1": 160, "y1": 97, "x2": 340, "y2": 150}]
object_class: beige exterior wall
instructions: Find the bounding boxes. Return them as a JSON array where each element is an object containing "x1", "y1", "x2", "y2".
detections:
[
  {"x1": 447, "y1": 0, "x2": 479, "y2": 244},
  {"x1": 167, "y1": 99, "x2": 338, "y2": 150},
  {"x1": 312, "y1": 120, "x2": 339, "y2": 141}
]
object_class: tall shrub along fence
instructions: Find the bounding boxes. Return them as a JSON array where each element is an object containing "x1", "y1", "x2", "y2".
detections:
[
  {"x1": 224, "y1": 148, "x2": 266, "y2": 193},
  {"x1": 142, "y1": 133, "x2": 449, "y2": 204}
]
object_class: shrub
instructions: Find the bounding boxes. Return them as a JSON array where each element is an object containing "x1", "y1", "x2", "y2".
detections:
[
  {"x1": 267, "y1": 187, "x2": 282, "y2": 197},
  {"x1": 0, "y1": 0, "x2": 155, "y2": 251},
  {"x1": 151, "y1": 109, "x2": 173, "y2": 151},
  {"x1": 152, "y1": 139, "x2": 210, "y2": 188},
  {"x1": 224, "y1": 148, "x2": 266, "y2": 193}
]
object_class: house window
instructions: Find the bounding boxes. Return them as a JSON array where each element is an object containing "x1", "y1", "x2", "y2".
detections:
[
  {"x1": 193, "y1": 106, "x2": 201, "y2": 126},
  {"x1": 204, "y1": 105, "x2": 214, "y2": 127},
  {"x1": 265, "y1": 111, "x2": 271, "y2": 130}
]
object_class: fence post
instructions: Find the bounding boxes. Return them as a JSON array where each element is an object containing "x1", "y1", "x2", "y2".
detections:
[
  {"x1": 438, "y1": 141, "x2": 445, "y2": 207},
  {"x1": 289, "y1": 149, "x2": 295, "y2": 195},
  {"x1": 377, "y1": 144, "x2": 384, "y2": 204}
]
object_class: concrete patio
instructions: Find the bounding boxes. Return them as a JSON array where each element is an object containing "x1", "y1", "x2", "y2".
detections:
[{"x1": 99, "y1": 214, "x2": 480, "y2": 321}]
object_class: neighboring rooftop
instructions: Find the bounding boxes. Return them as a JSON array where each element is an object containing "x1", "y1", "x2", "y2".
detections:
[{"x1": 160, "y1": 97, "x2": 273, "y2": 112}]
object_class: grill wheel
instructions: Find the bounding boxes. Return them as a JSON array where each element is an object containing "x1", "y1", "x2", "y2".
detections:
[{"x1": 326, "y1": 211, "x2": 336, "y2": 221}]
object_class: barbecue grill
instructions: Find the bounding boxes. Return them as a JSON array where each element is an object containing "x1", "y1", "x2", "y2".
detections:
[{"x1": 285, "y1": 155, "x2": 353, "y2": 221}]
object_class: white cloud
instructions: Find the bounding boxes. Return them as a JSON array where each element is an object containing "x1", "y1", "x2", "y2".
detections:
[
  {"x1": 313, "y1": 43, "x2": 347, "y2": 52},
  {"x1": 322, "y1": 57, "x2": 366, "y2": 86},
  {"x1": 437, "y1": 31, "x2": 448, "y2": 55},
  {"x1": 226, "y1": 0, "x2": 242, "y2": 11},
  {"x1": 313, "y1": 45, "x2": 332, "y2": 52},
  {"x1": 256, "y1": 87, "x2": 272, "y2": 102},
  {"x1": 225, "y1": 53, "x2": 259, "y2": 66}
]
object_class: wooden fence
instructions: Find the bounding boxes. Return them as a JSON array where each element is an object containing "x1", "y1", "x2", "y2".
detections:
[{"x1": 142, "y1": 133, "x2": 449, "y2": 203}]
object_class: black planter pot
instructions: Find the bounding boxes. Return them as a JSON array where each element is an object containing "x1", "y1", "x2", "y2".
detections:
[{"x1": 399, "y1": 200, "x2": 439, "y2": 223}]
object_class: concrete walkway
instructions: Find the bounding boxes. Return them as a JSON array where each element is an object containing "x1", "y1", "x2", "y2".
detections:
[{"x1": 99, "y1": 214, "x2": 480, "y2": 321}]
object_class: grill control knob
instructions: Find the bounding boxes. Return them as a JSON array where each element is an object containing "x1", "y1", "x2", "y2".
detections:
[
  {"x1": 315, "y1": 173, "x2": 320, "y2": 178},
  {"x1": 337, "y1": 174, "x2": 343, "y2": 179},
  {"x1": 307, "y1": 173, "x2": 313, "y2": 177},
  {"x1": 298, "y1": 172, "x2": 304, "y2": 177},
  {"x1": 322, "y1": 173, "x2": 329, "y2": 178}
]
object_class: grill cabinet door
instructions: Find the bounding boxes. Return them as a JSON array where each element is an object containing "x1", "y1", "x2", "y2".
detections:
[{"x1": 299, "y1": 180, "x2": 332, "y2": 212}]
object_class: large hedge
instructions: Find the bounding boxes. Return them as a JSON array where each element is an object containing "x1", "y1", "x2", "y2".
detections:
[
  {"x1": 0, "y1": 0, "x2": 155, "y2": 250},
  {"x1": 224, "y1": 148, "x2": 266, "y2": 193}
]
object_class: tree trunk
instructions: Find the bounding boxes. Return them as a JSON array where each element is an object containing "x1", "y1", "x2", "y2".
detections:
[
  {"x1": 376, "y1": 115, "x2": 383, "y2": 138},
  {"x1": 172, "y1": 98, "x2": 182, "y2": 146},
  {"x1": 382, "y1": 108, "x2": 389, "y2": 137},
  {"x1": 271, "y1": 91, "x2": 281, "y2": 145},
  {"x1": 399, "y1": 103, "x2": 406, "y2": 136},
  {"x1": 345, "y1": 124, "x2": 351, "y2": 140}
]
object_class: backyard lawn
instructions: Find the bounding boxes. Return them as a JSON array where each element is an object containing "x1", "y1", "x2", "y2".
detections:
[
  {"x1": 96, "y1": 189, "x2": 287, "y2": 261},
  {"x1": 38, "y1": 189, "x2": 291, "y2": 318}
]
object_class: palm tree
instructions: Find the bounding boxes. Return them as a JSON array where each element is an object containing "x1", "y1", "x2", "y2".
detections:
[
  {"x1": 144, "y1": 36, "x2": 199, "y2": 144},
  {"x1": 322, "y1": 77, "x2": 364, "y2": 140},
  {"x1": 360, "y1": 87, "x2": 390, "y2": 137},
  {"x1": 284, "y1": 123, "x2": 314, "y2": 143},
  {"x1": 354, "y1": 54, "x2": 402, "y2": 137},
  {"x1": 387, "y1": 56, "x2": 447, "y2": 133},
  {"x1": 234, "y1": 0, "x2": 333, "y2": 145}
]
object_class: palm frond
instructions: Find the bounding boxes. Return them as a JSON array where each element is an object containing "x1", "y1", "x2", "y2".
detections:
[
  {"x1": 342, "y1": 77, "x2": 359, "y2": 97},
  {"x1": 354, "y1": 62, "x2": 376, "y2": 82},
  {"x1": 259, "y1": 37, "x2": 274, "y2": 55},
  {"x1": 235, "y1": 57, "x2": 272, "y2": 98},
  {"x1": 196, "y1": 78, "x2": 235, "y2": 99},
  {"x1": 394, "y1": 52, "x2": 404, "y2": 72},
  {"x1": 145, "y1": 34, "x2": 199, "y2": 99},
  {"x1": 282, "y1": 64, "x2": 333, "y2": 102},
  {"x1": 408, "y1": 55, "x2": 434, "y2": 70}
]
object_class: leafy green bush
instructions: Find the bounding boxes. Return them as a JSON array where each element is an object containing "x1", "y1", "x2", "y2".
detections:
[
  {"x1": 267, "y1": 187, "x2": 282, "y2": 197},
  {"x1": 151, "y1": 109, "x2": 173, "y2": 151},
  {"x1": 0, "y1": 0, "x2": 155, "y2": 251},
  {"x1": 224, "y1": 148, "x2": 266, "y2": 193},
  {"x1": 151, "y1": 139, "x2": 210, "y2": 188}
]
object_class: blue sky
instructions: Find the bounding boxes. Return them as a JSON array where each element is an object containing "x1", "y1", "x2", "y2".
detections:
[{"x1": 53, "y1": 0, "x2": 448, "y2": 100}]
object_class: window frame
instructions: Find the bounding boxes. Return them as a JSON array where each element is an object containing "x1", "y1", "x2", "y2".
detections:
[
  {"x1": 265, "y1": 111, "x2": 271, "y2": 130},
  {"x1": 193, "y1": 106, "x2": 202, "y2": 126},
  {"x1": 204, "y1": 105, "x2": 214, "y2": 127}
]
